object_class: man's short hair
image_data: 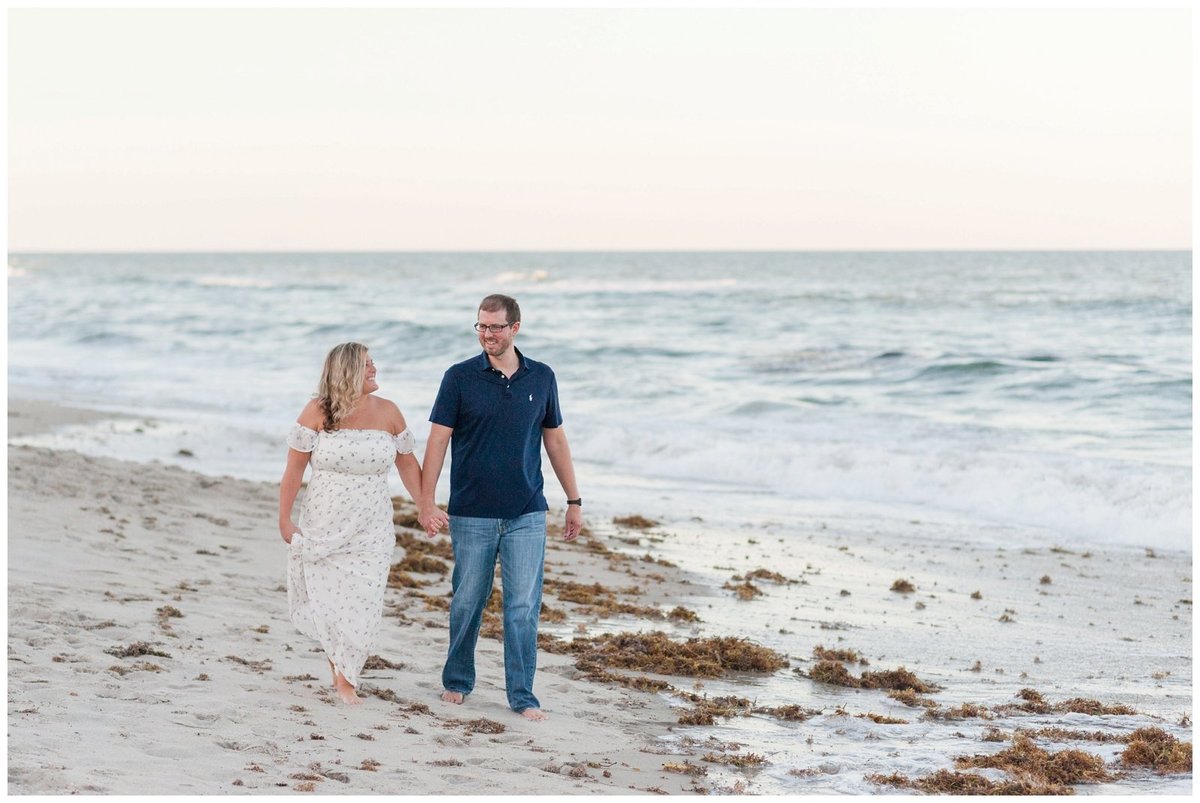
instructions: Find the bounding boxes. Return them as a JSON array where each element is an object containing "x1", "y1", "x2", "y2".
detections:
[{"x1": 479, "y1": 294, "x2": 521, "y2": 324}]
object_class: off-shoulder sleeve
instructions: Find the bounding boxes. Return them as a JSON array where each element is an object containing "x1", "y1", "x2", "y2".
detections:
[
  {"x1": 393, "y1": 428, "x2": 416, "y2": 455},
  {"x1": 286, "y1": 423, "x2": 319, "y2": 453}
]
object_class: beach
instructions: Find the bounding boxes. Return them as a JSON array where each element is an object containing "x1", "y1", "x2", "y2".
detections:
[{"x1": 7, "y1": 398, "x2": 1192, "y2": 794}]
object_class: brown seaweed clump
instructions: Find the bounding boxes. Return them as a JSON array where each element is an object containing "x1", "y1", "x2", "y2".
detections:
[
  {"x1": 386, "y1": 566, "x2": 428, "y2": 589},
  {"x1": 395, "y1": 553, "x2": 449, "y2": 574},
  {"x1": 745, "y1": 568, "x2": 790, "y2": 584},
  {"x1": 860, "y1": 667, "x2": 939, "y2": 694},
  {"x1": 890, "y1": 578, "x2": 916, "y2": 594},
  {"x1": 1118, "y1": 727, "x2": 1193, "y2": 773},
  {"x1": 812, "y1": 645, "x2": 868, "y2": 664},
  {"x1": 1055, "y1": 698, "x2": 1138, "y2": 716},
  {"x1": 723, "y1": 580, "x2": 763, "y2": 600},
  {"x1": 662, "y1": 761, "x2": 707, "y2": 777},
  {"x1": 362, "y1": 655, "x2": 405, "y2": 671},
  {"x1": 579, "y1": 632, "x2": 788, "y2": 677},
  {"x1": 463, "y1": 718, "x2": 506, "y2": 735},
  {"x1": 859, "y1": 712, "x2": 909, "y2": 724},
  {"x1": 955, "y1": 734, "x2": 1113, "y2": 786},
  {"x1": 668, "y1": 606, "x2": 700, "y2": 623},
  {"x1": 105, "y1": 642, "x2": 172, "y2": 659},
  {"x1": 808, "y1": 660, "x2": 861, "y2": 687},
  {"x1": 868, "y1": 770, "x2": 1072, "y2": 795},
  {"x1": 613, "y1": 514, "x2": 660, "y2": 529},
  {"x1": 754, "y1": 704, "x2": 822, "y2": 722},
  {"x1": 675, "y1": 695, "x2": 753, "y2": 726},
  {"x1": 886, "y1": 689, "x2": 940, "y2": 709},
  {"x1": 701, "y1": 752, "x2": 767, "y2": 768}
]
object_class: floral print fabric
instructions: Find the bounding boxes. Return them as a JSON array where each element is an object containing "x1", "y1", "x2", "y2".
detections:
[{"x1": 285, "y1": 423, "x2": 414, "y2": 687}]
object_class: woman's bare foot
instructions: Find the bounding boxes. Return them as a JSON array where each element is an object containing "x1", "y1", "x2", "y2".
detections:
[
  {"x1": 441, "y1": 690, "x2": 464, "y2": 704},
  {"x1": 334, "y1": 672, "x2": 362, "y2": 705},
  {"x1": 519, "y1": 708, "x2": 548, "y2": 721}
]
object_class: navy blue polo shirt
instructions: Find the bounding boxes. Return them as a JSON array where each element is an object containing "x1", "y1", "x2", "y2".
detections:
[{"x1": 429, "y1": 347, "x2": 563, "y2": 519}]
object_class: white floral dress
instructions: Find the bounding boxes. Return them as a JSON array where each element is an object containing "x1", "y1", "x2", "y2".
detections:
[{"x1": 285, "y1": 423, "x2": 416, "y2": 687}]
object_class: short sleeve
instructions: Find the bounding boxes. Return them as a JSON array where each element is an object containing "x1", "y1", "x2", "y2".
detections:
[
  {"x1": 286, "y1": 423, "x2": 319, "y2": 453},
  {"x1": 429, "y1": 369, "x2": 461, "y2": 428},
  {"x1": 541, "y1": 369, "x2": 563, "y2": 428},
  {"x1": 393, "y1": 428, "x2": 416, "y2": 455}
]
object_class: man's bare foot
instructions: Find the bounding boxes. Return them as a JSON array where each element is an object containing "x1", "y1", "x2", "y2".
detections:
[
  {"x1": 441, "y1": 690, "x2": 464, "y2": 704},
  {"x1": 519, "y1": 708, "x2": 548, "y2": 721}
]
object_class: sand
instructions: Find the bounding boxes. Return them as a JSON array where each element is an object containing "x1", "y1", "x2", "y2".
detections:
[
  {"x1": 6, "y1": 402, "x2": 709, "y2": 795},
  {"x1": 6, "y1": 398, "x2": 1193, "y2": 795}
]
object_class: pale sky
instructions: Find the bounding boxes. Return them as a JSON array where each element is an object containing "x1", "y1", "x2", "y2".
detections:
[{"x1": 7, "y1": 7, "x2": 1193, "y2": 251}]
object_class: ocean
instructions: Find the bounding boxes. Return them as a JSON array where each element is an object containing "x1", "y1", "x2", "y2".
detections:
[{"x1": 8, "y1": 250, "x2": 1191, "y2": 552}]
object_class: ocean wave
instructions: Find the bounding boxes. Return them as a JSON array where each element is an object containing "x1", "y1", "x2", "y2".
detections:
[
  {"x1": 571, "y1": 416, "x2": 1192, "y2": 552},
  {"x1": 194, "y1": 276, "x2": 276, "y2": 289}
]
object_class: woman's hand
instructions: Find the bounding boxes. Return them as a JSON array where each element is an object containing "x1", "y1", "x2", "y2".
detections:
[{"x1": 280, "y1": 520, "x2": 300, "y2": 544}]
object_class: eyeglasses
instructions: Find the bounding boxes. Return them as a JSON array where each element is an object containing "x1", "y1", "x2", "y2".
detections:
[{"x1": 474, "y1": 322, "x2": 514, "y2": 334}]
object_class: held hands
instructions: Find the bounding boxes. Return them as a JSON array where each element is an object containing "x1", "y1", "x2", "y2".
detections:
[
  {"x1": 563, "y1": 505, "x2": 583, "y2": 542},
  {"x1": 418, "y1": 505, "x2": 449, "y2": 539},
  {"x1": 279, "y1": 520, "x2": 300, "y2": 544}
]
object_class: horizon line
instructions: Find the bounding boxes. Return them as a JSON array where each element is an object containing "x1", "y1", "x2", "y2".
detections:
[{"x1": 8, "y1": 247, "x2": 1193, "y2": 256}]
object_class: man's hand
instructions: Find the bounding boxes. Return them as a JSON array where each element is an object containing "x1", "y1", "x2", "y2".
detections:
[
  {"x1": 563, "y1": 505, "x2": 582, "y2": 541},
  {"x1": 418, "y1": 505, "x2": 449, "y2": 539}
]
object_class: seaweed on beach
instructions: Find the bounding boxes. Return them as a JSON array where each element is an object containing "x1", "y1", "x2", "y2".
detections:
[
  {"x1": 955, "y1": 734, "x2": 1113, "y2": 785},
  {"x1": 812, "y1": 645, "x2": 868, "y2": 664},
  {"x1": 868, "y1": 769, "x2": 1072, "y2": 795},
  {"x1": 395, "y1": 553, "x2": 449, "y2": 574},
  {"x1": 386, "y1": 566, "x2": 429, "y2": 589},
  {"x1": 701, "y1": 752, "x2": 767, "y2": 768},
  {"x1": 997, "y1": 688, "x2": 1138, "y2": 717},
  {"x1": 1018, "y1": 727, "x2": 1126, "y2": 744},
  {"x1": 613, "y1": 515, "x2": 660, "y2": 529},
  {"x1": 668, "y1": 606, "x2": 700, "y2": 623},
  {"x1": 859, "y1": 712, "x2": 909, "y2": 724},
  {"x1": 224, "y1": 655, "x2": 272, "y2": 672},
  {"x1": 663, "y1": 761, "x2": 708, "y2": 776},
  {"x1": 1118, "y1": 727, "x2": 1193, "y2": 773},
  {"x1": 105, "y1": 642, "x2": 172, "y2": 659},
  {"x1": 1055, "y1": 698, "x2": 1137, "y2": 716},
  {"x1": 926, "y1": 703, "x2": 994, "y2": 721},
  {"x1": 745, "y1": 568, "x2": 790, "y2": 584},
  {"x1": 576, "y1": 632, "x2": 788, "y2": 677},
  {"x1": 362, "y1": 655, "x2": 405, "y2": 671},
  {"x1": 890, "y1": 579, "x2": 916, "y2": 594},
  {"x1": 754, "y1": 704, "x2": 822, "y2": 722},
  {"x1": 885, "y1": 689, "x2": 940, "y2": 709},
  {"x1": 463, "y1": 718, "x2": 507, "y2": 735},
  {"x1": 723, "y1": 580, "x2": 763, "y2": 600},
  {"x1": 676, "y1": 695, "x2": 754, "y2": 726},
  {"x1": 395, "y1": 531, "x2": 455, "y2": 561},
  {"x1": 807, "y1": 660, "x2": 938, "y2": 693}
]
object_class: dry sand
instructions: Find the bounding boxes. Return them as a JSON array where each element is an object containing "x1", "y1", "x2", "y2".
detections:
[{"x1": 6, "y1": 403, "x2": 710, "y2": 795}]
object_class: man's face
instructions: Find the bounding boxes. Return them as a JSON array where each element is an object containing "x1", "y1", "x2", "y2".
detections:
[{"x1": 476, "y1": 308, "x2": 519, "y2": 358}]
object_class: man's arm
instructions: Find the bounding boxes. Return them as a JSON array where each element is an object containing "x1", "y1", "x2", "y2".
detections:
[
  {"x1": 542, "y1": 426, "x2": 582, "y2": 541},
  {"x1": 418, "y1": 423, "x2": 453, "y2": 536}
]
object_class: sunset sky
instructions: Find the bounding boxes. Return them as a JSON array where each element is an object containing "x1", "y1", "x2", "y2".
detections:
[{"x1": 7, "y1": 7, "x2": 1192, "y2": 251}]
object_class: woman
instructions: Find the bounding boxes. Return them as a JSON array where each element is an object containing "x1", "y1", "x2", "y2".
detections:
[{"x1": 278, "y1": 342, "x2": 422, "y2": 705}]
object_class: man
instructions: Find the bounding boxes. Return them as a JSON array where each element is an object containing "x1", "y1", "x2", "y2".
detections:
[{"x1": 417, "y1": 294, "x2": 582, "y2": 721}]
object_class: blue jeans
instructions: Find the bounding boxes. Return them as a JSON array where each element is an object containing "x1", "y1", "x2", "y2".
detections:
[{"x1": 441, "y1": 511, "x2": 546, "y2": 712}]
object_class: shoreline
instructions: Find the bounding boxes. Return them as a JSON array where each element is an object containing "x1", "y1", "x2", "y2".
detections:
[{"x1": 7, "y1": 399, "x2": 1193, "y2": 794}]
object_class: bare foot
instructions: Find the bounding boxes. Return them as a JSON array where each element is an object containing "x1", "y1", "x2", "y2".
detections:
[
  {"x1": 441, "y1": 690, "x2": 464, "y2": 704},
  {"x1": 519, "y1": 708, "x2": 548, "y2": 721},
  {"x1": 328, "y1": 660, "x2": 337, "y2": 688},
  {"x1": 335, "y1": 679, "x2": 362, "y2": 706}
]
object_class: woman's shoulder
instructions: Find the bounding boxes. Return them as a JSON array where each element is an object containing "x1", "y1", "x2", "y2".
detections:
[
  {"x1": 367, "y1": 395, "x2": 408, "y2": 432},
  {"x1": 297, "y1": 398, "x2": 325, "y2": 430}
]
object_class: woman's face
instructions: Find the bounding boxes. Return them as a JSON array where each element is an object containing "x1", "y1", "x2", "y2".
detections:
[{"x1": 362, "y1": 355, "x2": 379, "y2": 395}]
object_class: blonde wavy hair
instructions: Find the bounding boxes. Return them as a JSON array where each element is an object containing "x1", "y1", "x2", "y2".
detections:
[{"x1": 316, "y1": 342, "x2": 369, "y2": 432}]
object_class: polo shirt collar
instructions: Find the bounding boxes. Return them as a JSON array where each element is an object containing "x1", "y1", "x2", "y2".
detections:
[{"x1": 475, "y1": 346, "x2": 529, "y2": 379}]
